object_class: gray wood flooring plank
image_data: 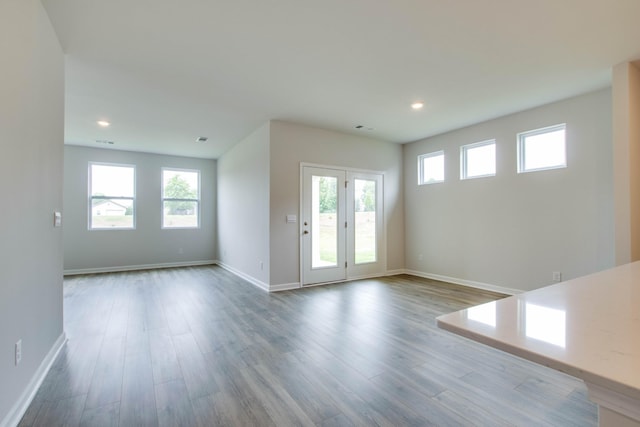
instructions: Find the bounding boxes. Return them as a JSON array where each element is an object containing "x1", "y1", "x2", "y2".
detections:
[
  {"x1": 200, "y1": 349, "x2": 279, "y2": 426},
  {"x1": 32, "y1": 394, "x2": 86, "y2": 427},
  {"x1": 119, "y1": 350, "x2": 158, "y2": 427},
  {"x1": 79, "y1": 402, "x2": 119, "y2": 427},
  {"x1": 148, "y1": 329, "x2": 182, "y2": 385},
  {"x1": 84, "y1": 336, "x2": 125, "y2": 409},
  {"x1": 172, "y1": 333, "x2": 220, "y2": 400},
  {"x1": 19, "y1": 267, "x2": 597, "y2": 427},
  {"x1": 154, "y1": 379, "x2": 197, "y2": 427}
]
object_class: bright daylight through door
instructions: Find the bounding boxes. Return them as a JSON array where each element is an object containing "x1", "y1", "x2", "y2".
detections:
[
  {"x1": 312, "y1": 175, "x2": 338, "y2": 268},
  {"x1": 302, "y1": 166, "x2": 384, "y2": 286},
  {"x1": 354, "y1": 178, "x2": 376, "y2": 264}
]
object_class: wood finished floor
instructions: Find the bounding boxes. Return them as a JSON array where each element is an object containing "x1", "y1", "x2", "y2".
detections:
[{"x1": 20, "y1": 266, "x2": 597, "y2": 426}]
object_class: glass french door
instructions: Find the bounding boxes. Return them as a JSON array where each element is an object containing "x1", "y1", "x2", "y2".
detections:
[
  {"x1": 301, "y1": 167, "x2": 347, "y2": 284},
  {"x1": 346, "y1": 171, "x2": 384, "y2": 279},
  {"x1": 301, "y1": 166, "x2": 384, "y2": 286}
]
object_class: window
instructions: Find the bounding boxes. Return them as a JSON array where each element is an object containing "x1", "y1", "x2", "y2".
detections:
[
  {"x1": 89, "y1": 163, "x2": 135, "y2": 229},
  {"x1": 354, "y1": 178, "x2": 377, "y2": 264},
  {"x1": 162, "y1": 168, "x2": 200, "y2": 228},
  {"x1": 518, "y1": 124, "x2": 566, "y2": 173},
  {"x1": 418, "y1": 151, "x2": 445, "y2": 185},
  {"x1": 461, "y1": 139, "x2": 496, "y2": 179}
]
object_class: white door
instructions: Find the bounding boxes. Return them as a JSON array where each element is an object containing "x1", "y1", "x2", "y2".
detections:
[
  {"x1": 346, "y1": 171, "x2": 385, "y2": 279},
  {"x1": 301, "y1": 166, "x2": 385, "y2": 286},
  {"x1": 301, "y1": 167, "x2": 347, "y2": 285}
]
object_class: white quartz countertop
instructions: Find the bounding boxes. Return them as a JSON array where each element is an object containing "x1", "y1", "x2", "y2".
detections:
[{"x1": 436, "y1": 261, "x2": 640, "y2": 400}]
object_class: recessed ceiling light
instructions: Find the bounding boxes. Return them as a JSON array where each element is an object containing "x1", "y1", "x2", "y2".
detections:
[
  {"x1": 411, "y1": 102, "x2": 425, "y2": 110},
  {"x1": 97, "y1": 120, "x2": 110, "y2": 127}
]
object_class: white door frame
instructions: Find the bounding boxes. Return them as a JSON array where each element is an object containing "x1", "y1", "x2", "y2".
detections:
[
  {"x1": 300, "y1": 166, "x2": 347, "y2": 285},
  {"x1": 300, "y1": 163, "x2": 386, "y2": 286}
]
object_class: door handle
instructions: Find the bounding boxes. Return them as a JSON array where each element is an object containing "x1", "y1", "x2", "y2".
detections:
[{"x1": 303, "y1": 230, "x2": 309, "y2": 234}]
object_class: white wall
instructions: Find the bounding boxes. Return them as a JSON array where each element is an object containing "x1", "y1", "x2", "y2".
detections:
[
  {"x1": 0, "y1": 0, "x2": 64, "y2": 424},
  {"x1": 403, "y1": 89, "x2": 614, "y2": 292},
  {"x1": 612, "y1": 61, "x2": 640, "y2": 264},
  {"x1": 64, "y1": 146, "x2": 216, "y2": 272},
  {"x1": 269, "y1": 121, "x2": 404, "y2": 286},
  {"x1": 217, "y1": 123, "x2": 271, "y2": 287}
]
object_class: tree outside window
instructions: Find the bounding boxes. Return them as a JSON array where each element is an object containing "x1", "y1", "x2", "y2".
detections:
[{"x1": 162, "y1": 169, "x2": 200, "y2": 228}]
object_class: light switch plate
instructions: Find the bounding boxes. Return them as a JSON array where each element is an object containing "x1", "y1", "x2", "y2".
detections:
[
  {"x1": 286, "y1": 214, "x2": 297, "y2": 223},
  {"x1": 54, "y1": 211, "x2": 62, "y2": 227}
]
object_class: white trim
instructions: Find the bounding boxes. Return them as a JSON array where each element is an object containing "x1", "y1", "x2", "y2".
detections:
[
  {"x1": 161, "y1": 167, "x2": 201, "y2": 230},
  {"x1": 299, "y1": 162, "x2": 384, "y2": 176},
  {"x1": 346, "y1": 272, "x2": 391, "y2": 282},
  {"x1": 517, "y1": 123, "x2": 567, "y2": 174},
  {"x1": 460, "y1": 139, "x2": 496, "y2": 180},
  {"x1": 586, "y1": 381, "x2": 640, "y2": 423},
  {"x1": 89, "y1": 162, "x2": 137, "y2": 231},
  {"x1": 404, "y1": 269, "x2": 521, "y2": 295},
  {"x1": 269, "y1": 282, "x2": 301, "y2": 292},
  {"x1": 302, "y1": 279, "x2": 348, "y2": 288},
  {"x1": 1, "y1": 333, "x2": 67, "y2": 427},
  {"x1": 217, "y1": 262, "x2": 269, "y2": 292},
  {"x1": 215, "y1": 262, "x2": 522, "y2": 296},
  {"x1": 63, "y1": 260, "x2": 215, "y2": 276},
  {"x1": 417, "y1": 150, "x2": 445, "y2": 185},
  {"x1": 299, "y1": 272, "x2": 390, "y2": 289}
]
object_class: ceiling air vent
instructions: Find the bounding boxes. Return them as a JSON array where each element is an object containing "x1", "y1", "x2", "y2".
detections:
[
  {"x1": 95, "y1": 139, "x2": 114, "y2": 145},
  {"x1": 196, "y1": 136, "x2": 208, "y2": 143}
]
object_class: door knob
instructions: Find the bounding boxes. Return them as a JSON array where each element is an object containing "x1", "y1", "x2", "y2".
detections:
[{"x1": 303, "y1": 230, "x2": 309, "y2": 234}]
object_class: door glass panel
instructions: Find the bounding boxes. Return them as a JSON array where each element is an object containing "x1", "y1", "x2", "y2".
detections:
[
  {"x1": 354, "y1": 179, "x2": 376, "y2": 264},
  {"x1": 312, "y1": 175, "x2": 338, "y2": 268}
]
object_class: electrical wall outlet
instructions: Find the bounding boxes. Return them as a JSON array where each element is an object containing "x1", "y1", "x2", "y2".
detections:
[
  {"x1": 15, "y1": 339, "x2": 22, "y2": 365},
  {"x1": 552, "y1": 272, "x2": 562, "y2": 283}
]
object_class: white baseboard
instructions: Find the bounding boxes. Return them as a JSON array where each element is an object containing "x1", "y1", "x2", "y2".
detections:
[
  {"x1": 385, "y1": 269, "x2": 406, "y2": 276},
  {"x1": 63, "y1": 260, "x2": 216, "y2": 276},
  {"x1": 269, "y1": 282, "x2": 301, "y2": 292},
  {"x1": 404, "y1": 269, "x2": 521, "y2": 295},
  {"x1": 1, "y1": 333, "x2": 67, "y2": 427},
  {"x1": 217, "y1": 262, "x2": 270, "y2": 291}
]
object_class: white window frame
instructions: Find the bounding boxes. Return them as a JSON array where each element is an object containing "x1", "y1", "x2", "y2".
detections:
[
  {"x1": 517, "y1": 124, "x2": 567, "y2": 174},
  {"x1": 88, "y1": 162, "x2": 136, "y2": 230},
  {"x1": 460, "y1": 139, "x2": 496, "y2": 180},
  {"x1": 161, "y1": 167, "x2": 201, "y2": 229},
  {"x1": 418, "y1": 150, "x2": 445, "y2": 185}
]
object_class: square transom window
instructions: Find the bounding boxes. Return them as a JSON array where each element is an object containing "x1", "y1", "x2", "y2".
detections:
[
  {"x1": 518, "y1": 124, "x2": 566, "y2": 173},
  {"x1": 461, "y1": 139, "x2": 496, "y2": 180},
  {"x1": 418, "y1": 151, "x2": 445, "y2": 185}
]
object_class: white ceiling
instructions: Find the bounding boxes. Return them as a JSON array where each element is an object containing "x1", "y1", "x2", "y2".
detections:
[{"x1": 41, "y1": 0, "x2": 640, "y2": 159}]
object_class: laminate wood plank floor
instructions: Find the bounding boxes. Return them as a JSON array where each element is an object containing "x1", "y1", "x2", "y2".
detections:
[{"x1": 19, "y1": 266, "x2": 597, "y2": 426}]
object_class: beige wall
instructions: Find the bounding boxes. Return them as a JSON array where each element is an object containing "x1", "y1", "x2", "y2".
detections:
[
  {"x1": 403, "y1": 89, "x2": 614, "y2": 292},
  {"x1": 0, "y1": 0, "x2": 64, "y2": 423},
  {"x1": 217, "y1": 123, "x2": 271, "y2": 287},
  {"x1": 613, "y1": 61, "x2": 640, "y2": 264},
  {"x1": 63, "y1": 146, "x2": 217, "y2": 272},
  {"x1": 269, "y1": 121, "x2": 404, "y2": 286}
]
